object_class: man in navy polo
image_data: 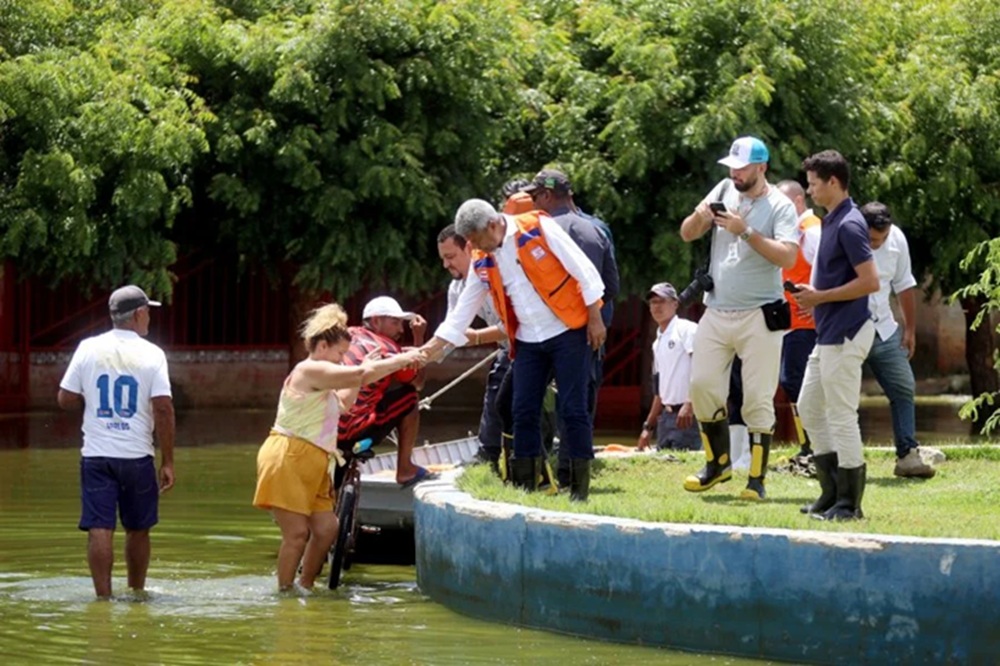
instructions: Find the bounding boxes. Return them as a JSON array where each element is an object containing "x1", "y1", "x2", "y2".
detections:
[{"x1": 791, "y1": 150, "x2": 879, "y2": 521}]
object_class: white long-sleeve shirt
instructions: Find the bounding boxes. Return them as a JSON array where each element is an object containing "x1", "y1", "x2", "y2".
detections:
[
  {"x1": 434, "y1": 214, "x2": 605, "y2": 346},
  {"x1": 870, "y1": 225, "x2": 918, "y2": 340}
]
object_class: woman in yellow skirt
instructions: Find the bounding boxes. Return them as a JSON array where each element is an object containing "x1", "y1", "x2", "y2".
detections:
[{"x1": 253, "y1": 303, "x2": 425, "y2": 592}]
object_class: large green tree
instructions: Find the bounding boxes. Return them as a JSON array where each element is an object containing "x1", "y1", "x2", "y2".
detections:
[
  {"x1": 517, "y1": 0, "x2": 889, "y2": 292},
  {"x1": 0, "y1": 3, "x2": 211, "y2": 296},
  {"x1": 1, "y1": 0, "x2": 997, "y2": 410},
  {"x1": 864, "y1": 0, "x2": 1000, "y2": 431}
]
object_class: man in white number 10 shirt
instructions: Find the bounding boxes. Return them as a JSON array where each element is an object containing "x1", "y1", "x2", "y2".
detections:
[{"x1": 58, "y1": 285, "x2": 176, "y2": 600}]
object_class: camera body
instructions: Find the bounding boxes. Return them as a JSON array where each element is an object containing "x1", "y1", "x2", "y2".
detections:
[{"x1": 679, "y1": 266, "x2": 715, "y2": 305}]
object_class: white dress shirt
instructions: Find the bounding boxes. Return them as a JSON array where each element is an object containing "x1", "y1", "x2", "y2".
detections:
[
  {"x1": 653, "y1": 316, "x2": 698, "y2": 405},
  {"x1": 869, "y1": 225, "x2": 918, "y2": 340},
  {"x1": 434, "y1": 214, "x2": 605, "y2": 346}
]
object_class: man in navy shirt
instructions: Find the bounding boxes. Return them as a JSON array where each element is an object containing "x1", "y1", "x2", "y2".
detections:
[{"x1": 791, "y1": 150, "x2": 879, "y2": 521}]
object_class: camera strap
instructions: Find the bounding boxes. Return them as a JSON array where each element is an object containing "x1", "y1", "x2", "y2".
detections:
[{"x1": 705, "y1": 179, "x2": 732, "y2": 271}]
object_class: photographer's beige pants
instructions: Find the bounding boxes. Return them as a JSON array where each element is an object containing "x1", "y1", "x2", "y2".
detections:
[
  {"x1": 690, "y1": 308, "x2": 783, "y2": 433},
  {"x1": 797, "y1": 320, "x2": 874, "y2": 469}
]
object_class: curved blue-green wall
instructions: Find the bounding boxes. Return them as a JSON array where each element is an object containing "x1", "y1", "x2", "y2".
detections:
[{"x1": 414, "y1": 480, "x2": 1000, "y2": 664}]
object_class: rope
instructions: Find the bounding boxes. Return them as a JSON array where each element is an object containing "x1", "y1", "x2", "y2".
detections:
[{"x1": 418, "y1": 348, "x2": 501, "y2": 411}]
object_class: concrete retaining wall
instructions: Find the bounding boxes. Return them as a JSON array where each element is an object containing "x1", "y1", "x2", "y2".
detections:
[{"x1": 414, "y1": 478, "x2": 1000, "y2": 664}]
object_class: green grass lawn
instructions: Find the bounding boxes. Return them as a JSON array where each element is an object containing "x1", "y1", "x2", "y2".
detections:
[{"x1": 456, "y1": 443, "x2": 1000, "y2": 541}]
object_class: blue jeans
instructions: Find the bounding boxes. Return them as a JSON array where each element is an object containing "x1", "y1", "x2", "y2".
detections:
[
  {"x1": 555, "y1": 344, "x2": 604, "y2": 482},
  {"x1": 477, "y1": 349, "x2": 511, "y2": 458},
  {"x1": 656, "y1": 409, "x2": 701, "y2": 450},
  {"x1": 865, "y1": 327, "x2": 919, "y2": 458},
  {"x1": 780, "y1": 328, "x2": 817, "y2": 403},
  {"x1": 512, "y1": 328, "x2": 594, "y2": 460}
]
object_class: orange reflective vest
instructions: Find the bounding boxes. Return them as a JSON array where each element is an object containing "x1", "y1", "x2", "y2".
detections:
[
  {"x1": 782, "y1": 213, "x2": 822, "y2": 330},
  {"x1": 472, "y1": 212, "x2": 596, "y2": 358}
]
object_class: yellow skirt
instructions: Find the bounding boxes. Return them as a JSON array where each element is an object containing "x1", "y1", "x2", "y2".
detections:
[{"x1": 253, "y1": 432, "x2": 335, "y2": 515}]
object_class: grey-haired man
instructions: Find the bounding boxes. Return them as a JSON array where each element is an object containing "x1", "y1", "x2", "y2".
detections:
[
  {"x1": 422, "y1": 199, "x2": 605, "y2": 500},
  {"x1": 58, "y1": 285, "x2": 175, "y2": 599}
]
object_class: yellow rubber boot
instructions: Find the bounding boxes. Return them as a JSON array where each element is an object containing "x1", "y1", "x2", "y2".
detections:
[
  {"x1": 683, "y1": 419, "x2": 732, "y2": 492},
  {"x1": 740, "y1": 432, "x2": 771, "y2": 501}
]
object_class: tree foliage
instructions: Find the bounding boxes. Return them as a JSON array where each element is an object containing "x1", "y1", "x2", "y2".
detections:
[
  {"x1": 955, "y1": 239, "x2": 1000, "y2": 434},
  {"x1": 0, "y1": 0, "x2": 997, "y2": 336}
]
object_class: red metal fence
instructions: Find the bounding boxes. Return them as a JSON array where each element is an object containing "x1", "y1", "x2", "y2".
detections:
[{"x1": 0, "y1": 256, "x2": 651, "y2": 414}]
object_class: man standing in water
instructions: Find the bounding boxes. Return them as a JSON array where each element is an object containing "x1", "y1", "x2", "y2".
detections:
[{"x1": 58, "y1": 286, "x2": 176, "y2": 599}]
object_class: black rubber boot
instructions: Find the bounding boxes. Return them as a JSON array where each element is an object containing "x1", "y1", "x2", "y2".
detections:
[
  {"x1": 499, "y1": 433, "x2": 514, "y2": 483},
  {"x1": 569, "y1": 459, "x2": 591, "y2": 502},
  {"x1": 800, "y1": 452, "x2": 838, "y2": 514},
  {"x1": 740, "y1": 432, "x2": 771, "y2": 500},
  {"x1": 817, "y1": 464, "x2": 866, "y2": 521},
  {"x1": 683, "y1": 419, "x2": 732, "y2": 492},
  {"x1": 510, "y1": 456, "x2": 541, "y2": 492}
]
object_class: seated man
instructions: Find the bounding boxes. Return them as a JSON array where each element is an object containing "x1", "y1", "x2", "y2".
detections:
[{"x1": 337, "y1": 296, "x2": 430, "y2": 487}]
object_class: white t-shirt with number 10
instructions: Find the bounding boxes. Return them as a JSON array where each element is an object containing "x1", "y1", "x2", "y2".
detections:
[{"x1": 60, "y1": 329, "x2": 172, "y2": 459}]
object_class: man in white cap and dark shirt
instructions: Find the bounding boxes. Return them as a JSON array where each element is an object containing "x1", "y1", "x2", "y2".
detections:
[
  {"x1": 337, "y1": 296, "x2": 431, "y2": 487},
  {"x1": 637, "y1": 282, "x2": 700, "y2": 451},
  {"x1": 679, "y1": 136, "x2": 799, "y2": 501},
  {"x1": 57, "y1": 285, "x2": 175, "y2": 599}
]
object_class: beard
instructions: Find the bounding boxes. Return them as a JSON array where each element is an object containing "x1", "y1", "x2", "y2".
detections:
[{"x1": 733, "y1": 171, "x2": 758, "y2": 193}]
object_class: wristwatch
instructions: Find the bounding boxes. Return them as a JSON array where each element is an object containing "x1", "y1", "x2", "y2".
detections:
[
  {"x1": 641, "y1": 422, "x2": 654, "y2": 432},
  {"x1": 739, "y1": 227, "x2": 754, "y2": 241}
]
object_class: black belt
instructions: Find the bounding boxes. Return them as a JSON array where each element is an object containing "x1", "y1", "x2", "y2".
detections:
[{"x1": 663, "y1": 403, "x2": 684, "y2": 413}]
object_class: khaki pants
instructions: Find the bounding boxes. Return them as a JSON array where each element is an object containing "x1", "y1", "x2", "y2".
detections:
[
  {"x1": 797, "y1": 320, "x2": 875, "y2": 469},
  {"x1": 690, "y1": 308, "x2": 783, "y2": 432}
]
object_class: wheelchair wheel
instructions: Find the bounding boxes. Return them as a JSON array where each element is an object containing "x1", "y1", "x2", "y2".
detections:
[{"x1": 328, "y1": 484, "x2": 357, "y2": 589}]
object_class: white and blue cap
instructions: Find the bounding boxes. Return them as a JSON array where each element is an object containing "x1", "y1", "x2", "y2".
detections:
[{"x1": 718, "y1": 136, "x2": 769, "y2": 169}]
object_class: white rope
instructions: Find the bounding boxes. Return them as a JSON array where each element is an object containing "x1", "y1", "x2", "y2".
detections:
[{"x1": 418, "y1": 348, "x2": 501, "y2": 411}]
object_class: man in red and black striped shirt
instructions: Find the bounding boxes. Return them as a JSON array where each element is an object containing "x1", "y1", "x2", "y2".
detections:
[{"x1": 337, "y1": 296, "x2": 429, "y2": 487}]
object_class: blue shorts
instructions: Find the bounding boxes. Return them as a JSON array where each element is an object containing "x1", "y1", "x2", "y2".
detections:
[{"x1": 79, "y1": 456, "x2": 159, "y2": 532}]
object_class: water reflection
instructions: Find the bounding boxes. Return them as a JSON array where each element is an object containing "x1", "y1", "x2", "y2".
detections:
[{"x1": 0, "y1": 443, "x2": 769, "y2": 665}]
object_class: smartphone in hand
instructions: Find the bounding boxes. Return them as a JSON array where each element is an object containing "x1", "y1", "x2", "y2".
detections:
[
  {"x1": 783, "y1": 280, "x2": 803, "y2": 294},
  {"x1": 709, "y1": 202, "x2": 728, "y2": 215}
]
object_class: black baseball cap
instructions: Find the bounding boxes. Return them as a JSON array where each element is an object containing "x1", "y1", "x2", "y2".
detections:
[
  {"x1": 108, "y1": 285, "x2": 161, "y2": 316},
  {"x1": 521, "y1": 168, "x2": 572, "y2": 195}
]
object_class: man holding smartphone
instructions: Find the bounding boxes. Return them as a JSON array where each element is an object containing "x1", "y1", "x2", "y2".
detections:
[
  {"x1": 793, "y1": 150, "x2": 880, "y2": 521},
  {"x1": 679, "y1": 136, "x2": 799, "y2": 501}
]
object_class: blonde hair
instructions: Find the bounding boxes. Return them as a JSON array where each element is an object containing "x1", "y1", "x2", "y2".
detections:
[{"x1": 300, "y1": 303, "x2": 351, "y2": 353}]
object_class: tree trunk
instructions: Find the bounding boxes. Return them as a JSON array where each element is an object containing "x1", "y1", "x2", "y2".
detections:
[{"x1": 961, "y1": 294, "x2": 999, "y2": 435}]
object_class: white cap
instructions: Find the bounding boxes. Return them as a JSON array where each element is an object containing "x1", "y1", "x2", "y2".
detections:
[
  {"x1": 718, "y1": 136, "x2": 770, "y2": 169},
  {"x1": 362, "y1": 296, "x2": 416, "y2": 320}
]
